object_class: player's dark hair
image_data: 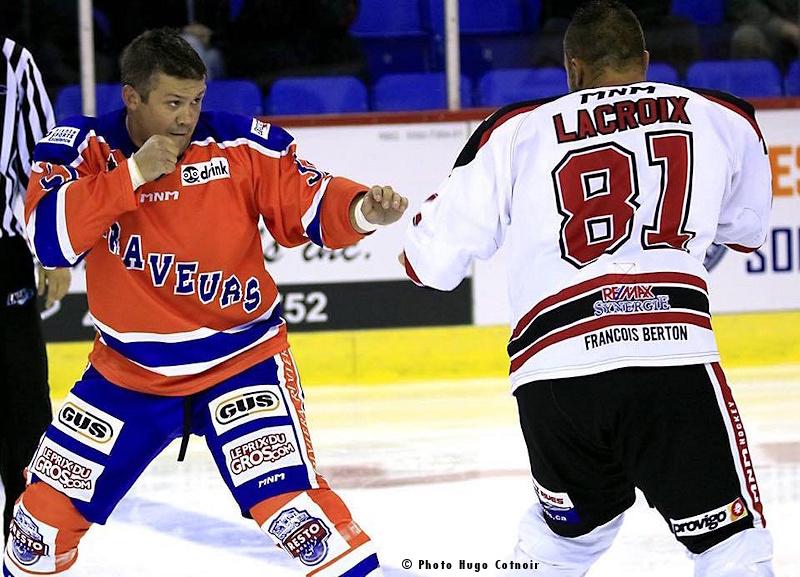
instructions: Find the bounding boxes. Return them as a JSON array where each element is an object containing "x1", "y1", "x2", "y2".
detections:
[
  {"x1": 120, "y1": 28, "x2": 206, "y2": 100},
  {"x1": 564, "y1": 0, "x2": 645, "y2": 72}
]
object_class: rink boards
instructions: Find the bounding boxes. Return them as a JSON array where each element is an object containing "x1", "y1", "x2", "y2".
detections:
[{"x1": 46, "y1": 310, "x2": 800, "y2": 399}]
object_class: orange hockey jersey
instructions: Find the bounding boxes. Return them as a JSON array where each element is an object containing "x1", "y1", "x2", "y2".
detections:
[{"x1": 25, "y1": 110, "x2": 367, "y2": 395}]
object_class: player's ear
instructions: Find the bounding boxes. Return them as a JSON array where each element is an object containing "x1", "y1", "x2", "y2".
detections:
[
  {"x1": 564, "y1": 54, "x2": 582, "y2": 92},
  {"x1": 122, "y1": 85, "x2": 141, "y2": 111}
]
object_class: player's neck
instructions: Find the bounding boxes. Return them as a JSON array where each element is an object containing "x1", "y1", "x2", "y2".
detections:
[{"x1": 581, "y1": 68, "x2": 645, "y2": 90}]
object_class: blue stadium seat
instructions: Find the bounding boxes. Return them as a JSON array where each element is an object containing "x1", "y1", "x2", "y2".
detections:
[
  {"x1": 266, "y1": 76, "x2": 369, "y2": 115},
  {"x1": 428, "y1": 0, "x2": 524, "y2": 35},
  {"x1": 686, "y1": 60, "x2": 783, "y2": 98},
  {"x1": 54, "y1": 84, "x2": 122, "y2": 121},
  {"x1": 351, "y1": 0, "x2": 425, "y2": 36},
  {"x1": 372, "y1": 72, "x2": 473, "y2": 111},
  {"x1": 202, "y1": 80, "x2": 262, "y2": 116},
  {"x1": 647, "y1": 62, "x2": 680, "y2": 84},
  {"x1": 522, "y1": 0, "x2": 541, "y2": 31},
  {"x1": 459, "y1": 34, "x2": 534, "y2": 79},
  {"x1": 785, "y1": 61, "x2": 800, "y2": 96},
  {"x1": 359, "y1": 36, "x2": 436, "y2": 78},
  {"x1": 671, "y1": 0, "x2": 724, "y2": 26},
  {"x1": 478, "y1": 67, "x2": 567, "y2": 106}
]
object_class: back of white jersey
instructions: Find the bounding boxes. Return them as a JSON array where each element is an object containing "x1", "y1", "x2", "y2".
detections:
[{"x1": 403, "y1": 82, "x2": 772, "y2": 388}]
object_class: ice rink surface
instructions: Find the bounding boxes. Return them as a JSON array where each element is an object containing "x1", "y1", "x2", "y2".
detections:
[{"x1": 18, "y1": 365, "x2": 800, "y2": 577}]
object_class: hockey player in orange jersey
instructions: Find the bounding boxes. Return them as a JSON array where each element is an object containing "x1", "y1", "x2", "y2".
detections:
[{"x1": 3, "y1": 29, "x2": 407, "y2": 577}]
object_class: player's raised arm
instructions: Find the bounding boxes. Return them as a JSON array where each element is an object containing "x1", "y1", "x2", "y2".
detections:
[
  {"x1": 24, "y1": 124, "x2": 143, "y2": 268},
  {"x1": 401, "y1": 107, "x2": 523, "y2": 291},
  {"x1": 249, "y1": 122, "x2": 407, "y2": 248}
]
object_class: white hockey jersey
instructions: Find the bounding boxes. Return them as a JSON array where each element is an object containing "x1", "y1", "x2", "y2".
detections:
[{"x1": 403, "y1": 82, "x2": 772, "y2": 389}]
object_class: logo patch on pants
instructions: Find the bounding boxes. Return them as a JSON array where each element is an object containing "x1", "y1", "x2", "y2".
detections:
[
  {"x1": 261, "y1": 493, "x2": 349, "y2": 567},
  {"x1": 208, "y1": 385, "x2": 288, "y2": 435},
  {"x1": 222, "y1": 425, "x2": 303, "y2": 487},
  {"x1": 670, "y1": 497, "x2": 749, "y2": 536},
  {"x1": 8, "y1": 504, "x2": 57, "y2": 572},
  {"x1": 269, "y1": 508, "x2": 332, "y2": 566},
  {"x1": 533, "y1": 478, "x2": 580, "y2": 524},
  {"x1": 29, "y1": 438, "x2": 105, "y2": 502},
  {"x1": 52, "y1": 393, "x2": 125, "y2": 455}
]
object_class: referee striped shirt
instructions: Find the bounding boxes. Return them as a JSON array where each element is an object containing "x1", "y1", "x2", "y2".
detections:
[{"x1": 0, "y1": 37, "x2": 55, "y2": 239}]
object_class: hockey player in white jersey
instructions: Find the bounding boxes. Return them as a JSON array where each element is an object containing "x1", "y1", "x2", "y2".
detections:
[{"x1": 402, "y1": 1, "x2": 775, "y2": 575}]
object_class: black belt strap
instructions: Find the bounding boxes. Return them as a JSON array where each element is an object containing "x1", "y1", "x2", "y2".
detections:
[{"x1": 177, "y1": 396, "x2": 192, "y2": 462}]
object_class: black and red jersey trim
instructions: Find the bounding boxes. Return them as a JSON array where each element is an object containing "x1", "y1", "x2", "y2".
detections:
[
  {"x1": 687, "y1": 87, "x2": 766, "y2": 149},
  {"x1": 710, "y1": 362, "x2": 767, "y2": 527},
  {"x1": 403, "y1": 251, "x2": 425, "y2": 287},
  {"x1": 508, "y1": 272, "x2": 712, "y2": 373},
  {"x1": 453, "y1": 96, "x2": 559, "y2": 169}
]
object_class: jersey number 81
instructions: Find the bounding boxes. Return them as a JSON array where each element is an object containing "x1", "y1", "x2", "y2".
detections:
[{"x1": 552, "y1": 130, "x2": 695, "y2": 268}]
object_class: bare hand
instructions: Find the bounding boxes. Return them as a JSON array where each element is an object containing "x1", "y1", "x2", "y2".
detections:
[
  {"x1": 37, "y1": 265, "x2": 71, "y2": 308},
  {"x1": 361, "y1": 185, "x2": 409, "y2": 226},
  {"x1": 132, "y1": 135, "x2": 180, "y2": 182}
]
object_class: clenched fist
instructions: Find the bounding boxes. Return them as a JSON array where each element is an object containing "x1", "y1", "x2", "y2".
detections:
[
  {"x1": 37, "y1": 265, "x2": 71, "y2": 309},
  {"x1": 132, "y1": 135, "x2": 180, "y2": 182},
  {"x1": 358, "y1": 186, "x2": 409, "y2": 228}
]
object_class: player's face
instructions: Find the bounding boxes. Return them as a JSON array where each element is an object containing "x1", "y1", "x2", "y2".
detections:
[{"x1": 126, "y1": 72, "x2": 205, "y2": 153}]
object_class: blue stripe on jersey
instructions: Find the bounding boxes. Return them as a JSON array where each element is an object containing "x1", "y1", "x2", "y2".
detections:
[
  {"x1": 32, "y1": 192, "x2": 72, "y2": 267},
  {"x1": 195, "y1": 111, "x2": 294, "y2": 154},
  {"x1": 96, "y1": 305, "x2": 284, "y2": 369},
  {"x1": 32, "y1": 116, "x2": 96, "y2": 164},
  {"x1": 305, "y1": 205, "x2": 324, "y2": 247},
  {"x1": 341, "y1": 553, "x2": 381, "y2": 577},
  {"x1": 33, "y1": 142, "x2": 83, "y2": 165}
]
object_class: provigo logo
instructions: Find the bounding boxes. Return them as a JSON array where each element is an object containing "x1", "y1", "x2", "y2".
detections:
[
  {"x1": 670, "y1": 497, "x2": 749, "y2": 536},
  {"x1": 180, "y1": 157, "x2": 230, "y2": 186}
]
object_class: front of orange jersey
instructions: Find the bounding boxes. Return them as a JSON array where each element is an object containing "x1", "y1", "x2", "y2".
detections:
[{"x1": 25, "y1": 110, "x2": 367, "y2": 395}]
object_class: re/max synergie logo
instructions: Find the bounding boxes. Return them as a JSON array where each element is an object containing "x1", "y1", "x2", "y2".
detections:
[
  {"x1": 181, "y1": 157, "x2": 230, "y2": 186},
  {"x1": 593, "y1": 284, "x2": 671, "y2": 316}
]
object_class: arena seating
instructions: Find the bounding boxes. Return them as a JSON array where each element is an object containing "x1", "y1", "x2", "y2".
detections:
[
  {"x1": 372, "y1": 72, "x2": 473, "y2": 110},
  {"x1": 266, "y1": 76, "x2": 369, "y2": 115}
]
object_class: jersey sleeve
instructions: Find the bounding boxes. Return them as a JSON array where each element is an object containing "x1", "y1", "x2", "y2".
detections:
[
  {"x1": 402, "y1": 113, "x2": 518, "y2": 291},
  {"x1": 245, "y1": 119, "x2": 367, "y2": 250},
  {"x1": 714, "y1": 112, "x2": 772, "y2": 252},
  {"x1": 24, "y1": 122, "x2": 139, "y2": 268}
]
